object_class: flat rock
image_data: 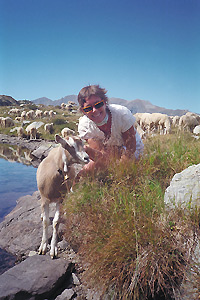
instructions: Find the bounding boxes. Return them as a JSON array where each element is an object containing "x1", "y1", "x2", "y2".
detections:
[{"x1": 0, "y1": 254, "x2": 71, "y2": 300}]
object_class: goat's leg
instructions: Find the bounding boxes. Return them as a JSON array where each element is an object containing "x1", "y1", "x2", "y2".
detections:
[
  {"x1": 50, "y1": 202, "x2": 60, "y2": 259},
  {"x1": 39, "y1": 203, "x2": 49, "y2": 255}
]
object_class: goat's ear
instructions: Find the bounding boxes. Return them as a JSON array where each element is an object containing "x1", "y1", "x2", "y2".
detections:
[{"x1": 55, "y1": 134, "x2": 76, "y2": 156}]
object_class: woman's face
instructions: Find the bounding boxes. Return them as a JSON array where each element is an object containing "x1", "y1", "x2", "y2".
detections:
[{"x1": 82, "y1": 95, "x2": 106, "y2": 124}]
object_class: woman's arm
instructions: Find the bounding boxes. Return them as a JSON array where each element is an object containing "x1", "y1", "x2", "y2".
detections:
[{"x1": 121, "y1": 126, "x2": 136, "y2": 160}]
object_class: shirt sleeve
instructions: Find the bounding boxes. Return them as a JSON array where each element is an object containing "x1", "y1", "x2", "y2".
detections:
[
  {"x1": 78, "y1": 116, "x2": 90, "y2": 139},
  {"x1": 120, "y1": 106, "x2": 136, "y2": 133}
]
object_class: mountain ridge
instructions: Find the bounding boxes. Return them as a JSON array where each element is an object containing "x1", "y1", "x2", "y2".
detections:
[
  {"x1": 32, "y1": 95, "x2": 189, "y2": 116},
  {"x1": 0, "y1": 94, "x2": 190, "y2": 116}
]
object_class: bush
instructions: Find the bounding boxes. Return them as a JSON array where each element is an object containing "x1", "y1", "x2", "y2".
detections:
[{"x1": 53, "y1": 118, "x2": 66, "y2": 125}]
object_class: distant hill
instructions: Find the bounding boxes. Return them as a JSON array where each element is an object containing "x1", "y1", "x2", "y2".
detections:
[
  {"x1": 0, "y1": 95, "x2": 19, "y2": 106},
  {"x1": 32, "y1": 95, "x2": 188, "y2": 116},
  {"x1": 33, "y1": 95, "x2": 78, "y2": 106},
  {"x1": 109, "y1": 98, "x2": 188, "y2": 116},
  {"x1": 0, "y1": 94, "x2": 190, "y2": 116}
]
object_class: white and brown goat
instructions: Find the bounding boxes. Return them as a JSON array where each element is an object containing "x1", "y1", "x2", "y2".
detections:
[{"x1": 37, "y1": 134, "x2": 89, "y2": 258}]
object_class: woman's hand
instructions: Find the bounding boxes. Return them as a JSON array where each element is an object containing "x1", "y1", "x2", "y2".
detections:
[{"x1": 84, "y1": 145, "x2": 103, "y2": 162}]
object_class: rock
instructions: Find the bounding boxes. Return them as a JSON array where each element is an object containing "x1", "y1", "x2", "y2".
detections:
[
  {"x1": 0, "y1": 255, "x2": 72, "y2": 300},
  {"x1": 0, "y1": 191, "x2": 64, "y2": 258},
  {"x1": 55, "y1": 288, "x2": 75, "y2": 300},
  {"x1": 31, "y1": 144, "x2": 57, "y2": 160},
  {"x1": 72, "y1": 272, "x2": 80, "y2": 285},
  {"x1": 164, "y1": 164, "x2": 200, "y2": 299},
  {"x1": 164, "y1": 163, "x2": 200, "y2": 210},
  {"x1": 193, "y1": 125, "x2": 200, "y2": 135}
]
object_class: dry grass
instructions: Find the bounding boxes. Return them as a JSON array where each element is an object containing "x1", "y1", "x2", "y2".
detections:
[{"x1": 63, "y1": 133, "x2": 200, "y2": 299}]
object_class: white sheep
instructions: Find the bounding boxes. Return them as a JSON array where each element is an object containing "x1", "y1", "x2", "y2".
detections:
[
  {"x1": 35, "y1": 109, "x2": 43, "y2": 119},
  {"x1": 1, "y1": 117, "x2": 14, "y2": 128},
  {"x1": 172, "y1": 116, "x2": 180, "y2": 127},
  {"x1": 8, "y1": 108, "x2": 21, "y2": 116},
  {"x1": 49, "y1": 110, "x2": 55, "y2": 118},
  {"x1": 158, "y1": 114, "x2": 171, "y2": 134},
  {"x1": 37, "y1": 134, "x2": 90, "y2": 258},
  {"x1": 44, "y1": 123, "x2": 54, "y2": 133},
  {"x1": 26, "y1": 123, "x2": 37, "y2": 139},
  {"x1": 179, "y1": 114, "x2": 199, "y2": 132},
  {"x1": 26, "y1": 110, "x2": 35, "y2": 119},
  {"x1": 21, "y1": 111, "x2": 27, "y2": 120},
  {"x1": 17, "y1": 126, "x2": 24, "y2": 138},
  {"x1": 61, "y1": 103, "x2": 66, "y2": 110},
  {"x1": 43, "y1": 110, "x2": 50, "y2": 117},
  {"x1": 61, "y1": 127, "x2": 75, "y2": 138}
]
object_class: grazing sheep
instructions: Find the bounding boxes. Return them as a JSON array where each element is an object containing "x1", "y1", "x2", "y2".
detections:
[
  {"x1": 17, "y1": 126, "x2": 24, "y2": 138},
  {"x1": 179, "y1": 114, "x2": 199, "y2": 132},
  {"x1": 44, "y1": 123, "x2": 54, "y2": 133},
  {"x1": 49, "y1": 110, "x2": 55, "y2": 118},
  {"x1": 172, "y1": 116, "x2": 180, "y2": 127},
  {"x1": 61, "y1": 127, "x2": 75, "y2": 138},
  {"x1": 1, "y1": 117, "x2": 14, "y2": 128},
  {"x1": 35, "y1": 109, "x2": 43, "y2": 119},
  {"x1": 158, "y1": 114, "x2": 171, "y2": 134},
  {"x1": 61, "y1": 103, "x2": 66, "y2": 110},
  {"x1": 8, "y1": 108, "x2": 21, "y2": 116},
  {"x1": 21, "y1": 111, "x2": 27, "y2": 120},
  {"x1": 37, "y1": 134, "x2": 90, "y2": 258},
  {"x1": 26, "y1": 110, "x2": 35, "y2": 119},
  {"x1": 43, "y1": 110, "x2": 50, "y2": 117},
  {"x1": 26, "y1": 123, "x2": 37, "y2": 139}
]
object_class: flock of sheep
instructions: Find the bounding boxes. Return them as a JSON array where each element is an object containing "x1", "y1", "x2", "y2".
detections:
[
  {"x1": 134, "y1": 111, "x2": 200, "y2": 138},
  {"x1": 0, "y1": 103, "x2": 77, "y2": 139},
  {"x1": 1, "y1": 104, "x2": 200, "y2": 141}
]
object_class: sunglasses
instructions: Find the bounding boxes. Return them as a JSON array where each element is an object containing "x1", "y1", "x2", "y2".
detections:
[{"x1": 82, "y1": 100, "x2": 105, "y2": 113}]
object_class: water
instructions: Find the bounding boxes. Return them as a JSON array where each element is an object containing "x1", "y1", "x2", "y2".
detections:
[
  {"x1": 0, "y1": 158, "x2": 37, "y2": 222},
  {"x1": 0, "y1": 144, "x2": 38, "y2": 274}
]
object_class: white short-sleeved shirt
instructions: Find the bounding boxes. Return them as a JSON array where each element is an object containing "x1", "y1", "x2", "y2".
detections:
[{"x1": 78, "y1": 104, "x2": 144, "y2": 159}]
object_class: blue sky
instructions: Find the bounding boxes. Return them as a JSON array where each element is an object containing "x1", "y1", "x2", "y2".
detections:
[{"x1": 0, "y1": 0, "x2": 200, "y2": 113}]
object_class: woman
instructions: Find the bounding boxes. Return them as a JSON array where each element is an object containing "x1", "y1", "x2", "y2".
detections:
[{"x1": 77, "y1": 85, "x2": 144, "y2": 174}]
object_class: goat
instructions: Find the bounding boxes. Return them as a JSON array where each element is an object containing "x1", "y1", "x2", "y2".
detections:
[{"x1": 37, "y1": 134, "x2": 90, "y2": 258}]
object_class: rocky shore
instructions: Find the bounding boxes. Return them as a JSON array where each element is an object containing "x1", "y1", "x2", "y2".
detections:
[{"x1": 0, "y1": 134, "x2": 101, "y2": 299}]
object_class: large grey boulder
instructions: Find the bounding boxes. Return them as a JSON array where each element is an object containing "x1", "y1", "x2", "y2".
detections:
[
  {"x1": 193, "y1": 125, "x2": 200, "y2": 135},
  {"x1": 0, "y1": 255, "x2": 71, "y2": 300},
  {"x1": 164, "y1": 164, "x2": 200, "y2": 299},
  {"x1": 164, "y1": 163, "x2": 200, "y2": 209}
]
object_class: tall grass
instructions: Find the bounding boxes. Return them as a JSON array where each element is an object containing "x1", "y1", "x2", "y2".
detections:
[{"x1": 63, "y1": 133, "x2": 200, "y2": 299}]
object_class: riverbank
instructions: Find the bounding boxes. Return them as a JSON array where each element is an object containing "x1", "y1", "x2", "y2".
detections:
[
  {"x1": 0, "y1": 133, "x2": 57, "y2": 167},
  {"x1": 0, "y1": 191, "x2": 102, "y2": 300}
]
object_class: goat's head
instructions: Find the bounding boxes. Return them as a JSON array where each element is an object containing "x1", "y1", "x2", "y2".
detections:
[{"x1": 55, "y1": 134, "x2": 90, "y2": 165}]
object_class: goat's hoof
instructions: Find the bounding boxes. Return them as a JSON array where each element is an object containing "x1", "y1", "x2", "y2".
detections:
[
  {"x1": 38, "y1": 243, "x2": 47, "y2": 255},
  {"x1": 50, "y1": 247, "x2": 58, "y2": 259}
]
